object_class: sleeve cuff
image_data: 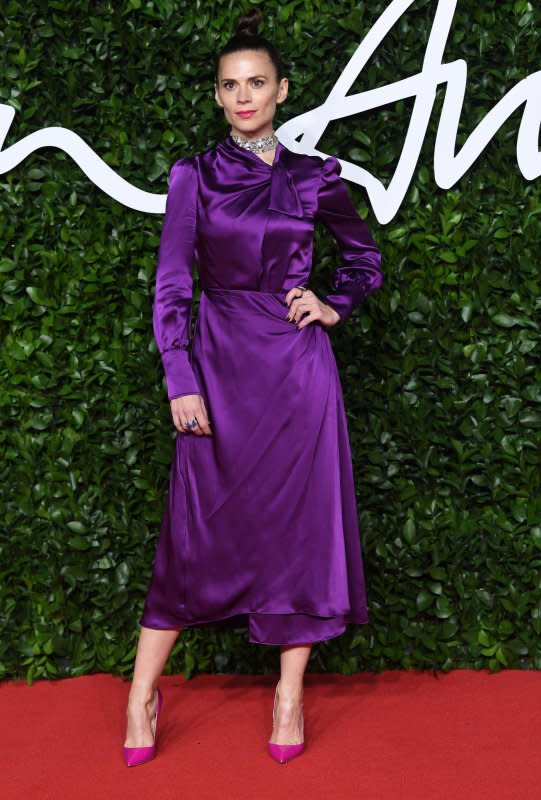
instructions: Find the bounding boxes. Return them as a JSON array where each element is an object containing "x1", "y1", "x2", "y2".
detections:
[
  {"x1": 323, "y1": 293, "x2": 355, "y2": 327},
  {"x1": 160, "y1": 348, "x2": 202, "y2": 400}
]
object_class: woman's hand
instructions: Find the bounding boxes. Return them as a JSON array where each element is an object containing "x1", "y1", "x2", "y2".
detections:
[
  {"x1": 285, "y1": 286, "x2": 341, "y2": 330},
  {"x1": 170, "y1": 394, "x2": 213, "y2": 436}
]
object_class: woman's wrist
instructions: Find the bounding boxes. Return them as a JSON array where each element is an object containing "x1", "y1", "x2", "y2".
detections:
[{"x1": 323, "y1": 304, "x2": 341, "y2": 327}]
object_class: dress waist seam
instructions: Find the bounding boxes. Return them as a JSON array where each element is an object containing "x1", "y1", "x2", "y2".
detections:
[{"x1": 202, "y1": 286, "x2": 287, "y2": 298}]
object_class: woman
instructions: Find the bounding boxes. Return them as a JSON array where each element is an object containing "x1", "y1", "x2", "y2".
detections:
[{"x1": 123, "y1": 7, "x2": 382, "y2": 767}]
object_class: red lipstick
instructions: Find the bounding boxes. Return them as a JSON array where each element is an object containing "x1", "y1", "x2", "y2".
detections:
[{"x1": 236, "y1": 110, "x2": 256, "y2": 118}]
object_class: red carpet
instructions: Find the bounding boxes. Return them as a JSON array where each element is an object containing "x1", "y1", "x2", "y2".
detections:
[{"x1": 1, "y1": 669, "x2": 539, "y2": 799}]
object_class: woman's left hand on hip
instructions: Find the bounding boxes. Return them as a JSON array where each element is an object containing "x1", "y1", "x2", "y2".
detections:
[{"x1": 285, "y1": 285, "x2": 341, "y2": 330}]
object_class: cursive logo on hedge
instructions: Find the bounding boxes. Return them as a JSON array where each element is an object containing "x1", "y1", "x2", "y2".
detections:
[
  {"x1": 0, "y1": 104, "x2": 165, "y2": 214},
  {"x1": 0, "y1": 0, "x2": 539, "y2": 223},
  {"x1": 278, "y1": 0, "x2": 541, "y2": 223}
]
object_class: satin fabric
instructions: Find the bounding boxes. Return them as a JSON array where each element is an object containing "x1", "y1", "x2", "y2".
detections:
[{"x1": 140, "y1": 134, "x2": 382, "y2": 645}]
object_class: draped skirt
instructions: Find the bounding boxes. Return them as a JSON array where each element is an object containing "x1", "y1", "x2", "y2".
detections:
[{"x1": 140, "y1": 287, "x2": 369, "y2": 644}]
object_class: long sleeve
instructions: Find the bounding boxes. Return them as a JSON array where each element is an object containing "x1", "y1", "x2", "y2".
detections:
[
  {"x1": 316, "y1": 156, "x2": 383, "y2": 326},
  {"x1": 153, "y1": 156, "x2": 202, "y2": 400}
]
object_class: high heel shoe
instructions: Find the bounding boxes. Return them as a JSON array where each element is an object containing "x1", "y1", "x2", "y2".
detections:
[
  {"x1": 267, "y1": 683, "x2": 305, "y2": 764},
  {"x1": 123, "y1": 686, "x2": 163, "y2": 767}
]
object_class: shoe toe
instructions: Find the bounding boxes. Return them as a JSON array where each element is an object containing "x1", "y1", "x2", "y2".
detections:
[
  {"x1": 267, "y1": 741, "x2": 305, "y2": 763},
  {"x1": 123, "y1": 745, "x2": 156, "y2": 767}
]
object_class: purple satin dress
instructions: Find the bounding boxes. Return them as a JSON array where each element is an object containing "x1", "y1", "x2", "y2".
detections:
[{"x1": 139, "y1": 133, "x2": 383, "y2": 645}]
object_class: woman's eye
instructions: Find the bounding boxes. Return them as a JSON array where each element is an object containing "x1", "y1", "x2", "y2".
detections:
[{"x1": 223, "y1": 80, "x2": 264, "y2": 89}]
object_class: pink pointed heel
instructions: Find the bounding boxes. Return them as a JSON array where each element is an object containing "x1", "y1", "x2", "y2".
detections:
[
  {"x1": 267, "y1": 683, "x2": 305, "y2": 764},
  {"x1": 268, "y1": 740, "x2": 305, "y2": 764},
  {"x1": 123, "y1": 686, "x2": 163, "y2": 767}
]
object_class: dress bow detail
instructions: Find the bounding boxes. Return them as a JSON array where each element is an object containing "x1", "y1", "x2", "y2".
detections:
[{"x1": 267, "y1": 159, "x2": 305, "y2": 219}]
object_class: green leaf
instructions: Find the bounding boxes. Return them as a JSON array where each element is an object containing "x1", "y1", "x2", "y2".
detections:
[
  {"x1": 26, "y1": 286, "x2": 51, "y2": 306},
  {"x1": 478, "y1": 630, "x2": 491, "y2": 647},
  {"x1": 68, "y1": 536, "x2": 90, "y2": 551},
  {"x1": 416, "y1": 590, "x2": 434, "y2": 611},
  {"x1": 67, "y1": 521, "x2": 88, "y2": 534}
]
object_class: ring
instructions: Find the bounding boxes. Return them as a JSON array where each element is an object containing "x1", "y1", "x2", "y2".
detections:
[
  {"x1": 183, "y1": 418, "x2": 198, "y2": 429},
  {"x1": 297, "y1": 285, "x2": 307, "y2": 292}
]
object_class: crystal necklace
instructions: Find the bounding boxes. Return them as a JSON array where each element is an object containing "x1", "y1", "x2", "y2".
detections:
[{"x1": 230, "y1": 131, "x2": 279, "y2": 154}]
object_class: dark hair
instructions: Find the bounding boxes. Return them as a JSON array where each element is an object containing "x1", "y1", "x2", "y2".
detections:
[{"x1": 215, "y1": 7, "x2": 285, "y2": 84}]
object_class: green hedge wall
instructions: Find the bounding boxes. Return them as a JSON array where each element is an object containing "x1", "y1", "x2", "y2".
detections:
[{"x1": 1, "y1": 0, "x2": 540, "y2": 682}]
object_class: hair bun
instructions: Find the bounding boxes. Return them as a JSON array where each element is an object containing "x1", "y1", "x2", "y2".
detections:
[{"x1": 235, "y1": 7, "x2": 263, "y2": 37}]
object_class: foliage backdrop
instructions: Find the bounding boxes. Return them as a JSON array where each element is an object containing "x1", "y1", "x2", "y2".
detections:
[{"x1": 1, "y1": 0, "x2": 540, "y2": 682}]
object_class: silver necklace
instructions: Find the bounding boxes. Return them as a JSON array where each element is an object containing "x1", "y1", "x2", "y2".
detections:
[{"x1": 231, "y1": 132, "x2": 279, "y2": 154}]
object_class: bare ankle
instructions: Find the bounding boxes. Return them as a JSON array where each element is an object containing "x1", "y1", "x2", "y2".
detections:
[
  {"x1": 277, "y1": 680, "x2": 304, "y2": 702},
  {"x1": 128, "y1": 681, "x2": 157, "y2": 705}
]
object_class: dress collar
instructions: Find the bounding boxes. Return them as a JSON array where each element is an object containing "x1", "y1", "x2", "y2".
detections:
[
  {"x1": 223, "y1": 132, "x2": 283, "y2": 169},
  {"x1": 220, "y1": 134, "x2": 305, "y2": 218}
]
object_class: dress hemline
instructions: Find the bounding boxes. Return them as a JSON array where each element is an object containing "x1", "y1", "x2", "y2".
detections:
[{"x1": 139, "y1": 607, "x2": 369, "y2": 646}]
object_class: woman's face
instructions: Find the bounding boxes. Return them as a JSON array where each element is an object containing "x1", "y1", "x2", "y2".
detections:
[{"x1": 215, "y1": 49, "x2": 288, "y2": 139}]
